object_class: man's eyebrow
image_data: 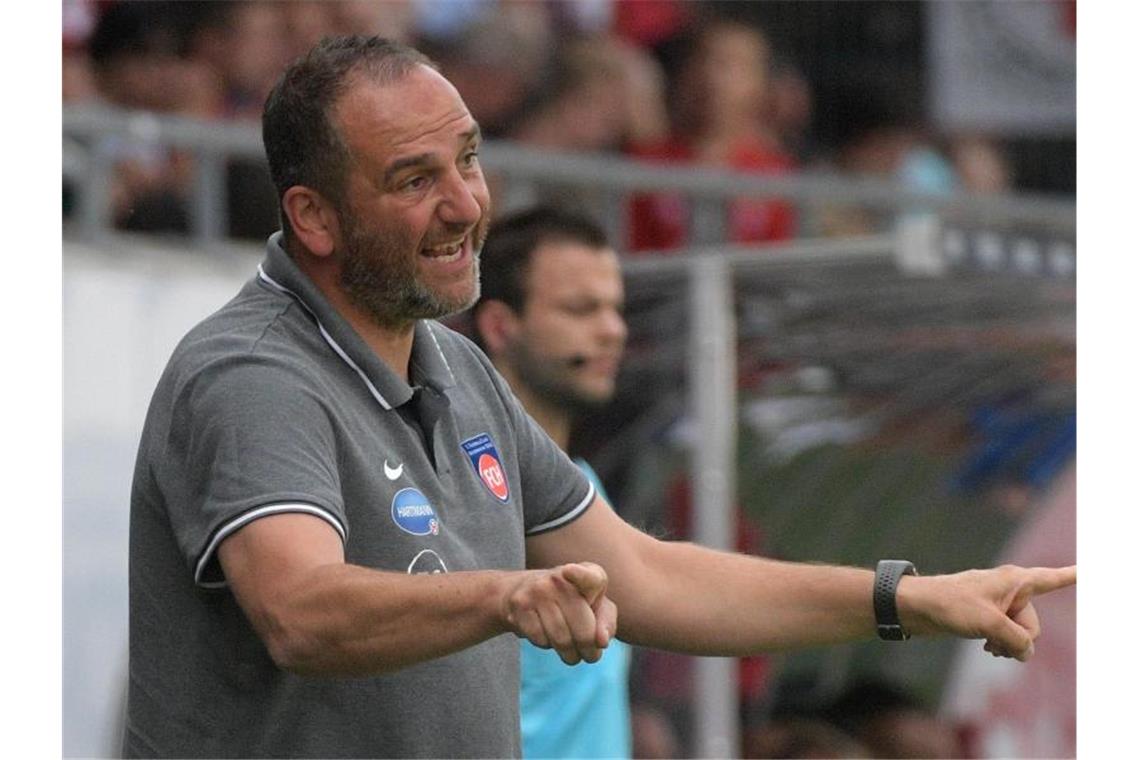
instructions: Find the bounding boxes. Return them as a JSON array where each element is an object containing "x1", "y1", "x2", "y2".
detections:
[
  {"x1": 461, "y1": 124, "x2": 482, "y2": 144},
  {"x1": 383, "y1": 152, "x2": 434, "y2": 185},
  {"x1": 382, "y1": 125, "x2": 483, "y2": 185}
]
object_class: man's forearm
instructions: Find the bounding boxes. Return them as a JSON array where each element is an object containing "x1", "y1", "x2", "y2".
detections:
[
  {"x1": 221, "y1": 514, "x2": 619, "y2": 677},
  {"x1": 244, "y1": 563, "x2": 514, "y2": 677},
  {"x1": 528, "y1": 499, "x2": 1073, "y2": 661},
  {"x1": 612, "y1": 540, "x2": 879, "y2": 653}
]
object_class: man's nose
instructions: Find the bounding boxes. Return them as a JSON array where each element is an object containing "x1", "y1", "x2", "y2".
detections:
[
  {"x1": 600, "y1": 309, "x2": 628, "y2": 344},
  {"x1": 438, "y1": 169, "x2": 484, "y2": 227}
]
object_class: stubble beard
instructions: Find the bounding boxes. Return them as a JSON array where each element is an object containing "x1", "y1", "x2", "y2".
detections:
[
  {"x1": 338, "y1": 208, "x2": 490, "y2": 329},
  {"x1": 507, "y1": 338, "x2": 615, "y2": 415}
]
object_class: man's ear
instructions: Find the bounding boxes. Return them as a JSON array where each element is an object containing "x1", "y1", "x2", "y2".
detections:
[
  {"x1": 282, "y1": 186, "x2": 341, "y2": 258},
  {"x1": 473, "y1": 300, "x2": 521, "y2": 357}
]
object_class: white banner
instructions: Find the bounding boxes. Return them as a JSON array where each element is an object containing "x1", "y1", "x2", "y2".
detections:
[{"x1": 928, "y1": 0, "x2": 1076, "y2": 135}]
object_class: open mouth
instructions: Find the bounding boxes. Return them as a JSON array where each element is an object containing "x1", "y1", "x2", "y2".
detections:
[{"x1": 421, "y1": 237, "x2": 467, "y2": 263}]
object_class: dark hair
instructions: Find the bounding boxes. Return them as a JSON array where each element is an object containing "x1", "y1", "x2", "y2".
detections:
[
  {"x1": 261, "y1": 36, "x2": 436, "y2": 239},
  {"x1": 469, "y1": 205, "x2": 609, "y2": 349},
  {"x1": 476, "y1": 205, "x2": 609, "y2": 310}
]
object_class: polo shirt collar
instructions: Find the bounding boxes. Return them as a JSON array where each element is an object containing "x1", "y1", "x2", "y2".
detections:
[{"x1": 257, "y1": 232, "x2": 457, "y2": 409}]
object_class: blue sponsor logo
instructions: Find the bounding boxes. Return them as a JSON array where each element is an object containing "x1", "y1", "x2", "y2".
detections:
[
  {"x1": 461, "y1": 433, "x2": 511, "y2": 503},
  {"x1": 390, "y1": 488, "x2": 440, "y2": 536}
]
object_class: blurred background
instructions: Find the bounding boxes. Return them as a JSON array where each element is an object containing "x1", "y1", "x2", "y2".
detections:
[{"x1": 62, "y1": 1, "x2": 1076, "y2": 758}]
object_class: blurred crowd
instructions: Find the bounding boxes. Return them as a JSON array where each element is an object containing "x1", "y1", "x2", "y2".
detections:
[{"x1": 63, "y1": 0, "x2": 1016, "y2": 249}]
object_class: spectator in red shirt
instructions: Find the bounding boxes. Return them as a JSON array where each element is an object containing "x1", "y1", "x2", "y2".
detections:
[{"x1": 628, "y1": 19, "x2": 798, "y2": 252}]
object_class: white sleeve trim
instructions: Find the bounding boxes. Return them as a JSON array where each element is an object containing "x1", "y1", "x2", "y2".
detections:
[
  {"x1": 525, "y1": 483, "x2": 596, "y2": 536},
  {"x1": 194, "y1": 502, "x2": 347, "y2": 589}
]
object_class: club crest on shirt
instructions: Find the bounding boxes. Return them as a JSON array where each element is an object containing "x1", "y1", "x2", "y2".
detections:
[
  {"x1": 460, "y1": 433, "x2": 511, "y2": 503},
  {"x1": 390, "y1": 487, "x2": 440, "y2": 535}
]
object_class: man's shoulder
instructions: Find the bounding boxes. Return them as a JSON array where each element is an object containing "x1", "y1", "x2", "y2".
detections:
[{"x1": 162, "y1": 278, "x2": 321, "y2": 389}]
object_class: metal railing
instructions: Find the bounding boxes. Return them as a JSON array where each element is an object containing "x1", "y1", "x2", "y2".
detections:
[{"x1": 63, "y1": 105, "x2": 1076, "y2": 246}]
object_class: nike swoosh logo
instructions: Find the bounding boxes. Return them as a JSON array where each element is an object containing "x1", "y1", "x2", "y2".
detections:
[{"x1": 383, "y1": 460, "x2": 404, "y2": 480}]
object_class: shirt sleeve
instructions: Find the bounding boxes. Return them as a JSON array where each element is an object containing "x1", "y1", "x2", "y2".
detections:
[{"x1": 160, "y1": 353, "x2": 347, "y2": 587}]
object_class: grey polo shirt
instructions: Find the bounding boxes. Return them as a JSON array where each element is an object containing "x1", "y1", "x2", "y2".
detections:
[{"x1": 125, "y1": 232, "x2": 595, "y2": 758}]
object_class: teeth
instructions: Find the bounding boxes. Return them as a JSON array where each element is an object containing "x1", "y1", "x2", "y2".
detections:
[{"x1": 423, "y1": 240, "x2": 464, "y2": 260}]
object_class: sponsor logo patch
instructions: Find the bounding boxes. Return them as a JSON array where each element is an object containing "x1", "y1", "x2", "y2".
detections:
[
  {"x1": 461, "y1": 433, "x2": 511, "y2": 503},
  {"x1": 383, "y1": 459, "x2": 404, "y2": 480},
  {"x1": 390, "y1": 488, "x2": 440, "y2": 535}
]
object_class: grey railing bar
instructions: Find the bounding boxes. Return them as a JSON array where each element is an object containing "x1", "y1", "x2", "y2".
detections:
[
  {"x1": 64, "y1": 106, "x2": 265, "y2": 156},
  {"x1": 479, "y1": 143, "x2": 1075, "y2": 233},
  {"x1": 64, "y1": 106, "x2": 1075, "y2": 234},
  {"x1": 619, "y1": 235, "x2": 896, "y2": 278}
]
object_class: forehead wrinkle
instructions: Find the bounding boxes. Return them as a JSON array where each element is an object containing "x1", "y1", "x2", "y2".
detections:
[
  {"x1": 331, "y1": 70, "x2": 476, "y2": 171},
  {"x1": 384, "y1": 109, "x2": 478, "y2": 156}
]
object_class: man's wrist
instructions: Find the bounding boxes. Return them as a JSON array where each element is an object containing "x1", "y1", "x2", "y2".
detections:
[
  {"x1": 893, "y1": 572, "x2": 934, "y2": 638},
  {"x1": 491, "y1": 569, "x2": 525, "y2": 636}
]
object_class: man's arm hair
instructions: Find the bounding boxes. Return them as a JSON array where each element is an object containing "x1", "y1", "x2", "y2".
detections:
[{"x1": 526, "y1": 495, "x2": 1075, "y2": 660}]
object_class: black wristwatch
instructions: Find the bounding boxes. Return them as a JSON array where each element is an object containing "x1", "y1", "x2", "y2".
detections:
[{"x1": 874, "y1": 560, "x2": 917, "y2": 641}]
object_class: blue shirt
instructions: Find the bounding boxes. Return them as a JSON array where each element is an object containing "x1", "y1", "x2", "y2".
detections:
[{"x1": 520, "y1": 460, "x2": 632, "y2": 759}]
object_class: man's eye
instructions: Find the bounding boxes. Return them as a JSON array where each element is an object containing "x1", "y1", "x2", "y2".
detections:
[
  {"x1": 462, "y1": 150, "x2": 479, "y2": 168},
  {"x1": 403, "y1": 176, "x2": 427, "y2": 191}
]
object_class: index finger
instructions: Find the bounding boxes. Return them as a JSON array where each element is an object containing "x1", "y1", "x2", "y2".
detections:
[{"x1": 1026, "y1": 565, "x2": 1076, "y2": 595}]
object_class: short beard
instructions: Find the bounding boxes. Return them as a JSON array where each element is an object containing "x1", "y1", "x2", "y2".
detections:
[
  {"x1": 506, "y1": 338, "x2": 614, "y2": 414},
  {"x1": 338, "y1": 207, "x2": 489, "y2": 329}
]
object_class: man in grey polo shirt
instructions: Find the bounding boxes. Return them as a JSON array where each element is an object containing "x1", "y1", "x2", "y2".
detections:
[{"x1": 127, "y1": 35, "x2": 1075, "y2": 759}]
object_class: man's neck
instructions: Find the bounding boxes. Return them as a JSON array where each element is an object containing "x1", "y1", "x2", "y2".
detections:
[
  {"x1": 495, "y1": 364, "x2": 572, "y2": 451},
  {"x1": 294, "y1": 251, "x2": 417, "y2": 383}
]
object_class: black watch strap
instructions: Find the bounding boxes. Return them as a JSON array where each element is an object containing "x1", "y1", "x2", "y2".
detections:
[{"x1": 874, "y1": 560, "x2": 917, "y2": 641}]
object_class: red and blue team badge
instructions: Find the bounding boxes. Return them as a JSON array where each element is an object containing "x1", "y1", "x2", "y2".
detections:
[{"x1": 461, "y1": 433, "x2": 511, "y2": 503}]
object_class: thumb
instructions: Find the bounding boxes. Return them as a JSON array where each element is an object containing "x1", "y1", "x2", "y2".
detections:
[
  {"x1": 595, "y1": 596, "x2": 618, "y2": 649},
  {"x1": 561, "y1": 562, "x2": 608, "y2": 606}
]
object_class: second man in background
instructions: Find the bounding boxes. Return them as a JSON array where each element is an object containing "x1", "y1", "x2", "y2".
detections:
[{"x1": 471, "y1": 206, "x2": 634, "y2": 758}]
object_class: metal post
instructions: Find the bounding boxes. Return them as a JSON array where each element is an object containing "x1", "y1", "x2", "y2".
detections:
[
  {"x1": 78, "y1": 137, "x2": 118, "y2": 242},
  {"x1": 192, "y1": 151, "x2": 227, "y2": 246},
  {"x1": 691, "y1": 197, "x2": 728, "y2": 245},
  {"x1": 600, "y1": 188, "x2": 627, "y2": 251},
  {"x1": 688, "y1": 254, "x2": 739, "y2": 758}
]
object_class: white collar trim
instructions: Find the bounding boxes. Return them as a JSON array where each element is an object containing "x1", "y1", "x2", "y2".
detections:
[{"x1": 257, "y1": 264, "x2": 393, "y2": 410}]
